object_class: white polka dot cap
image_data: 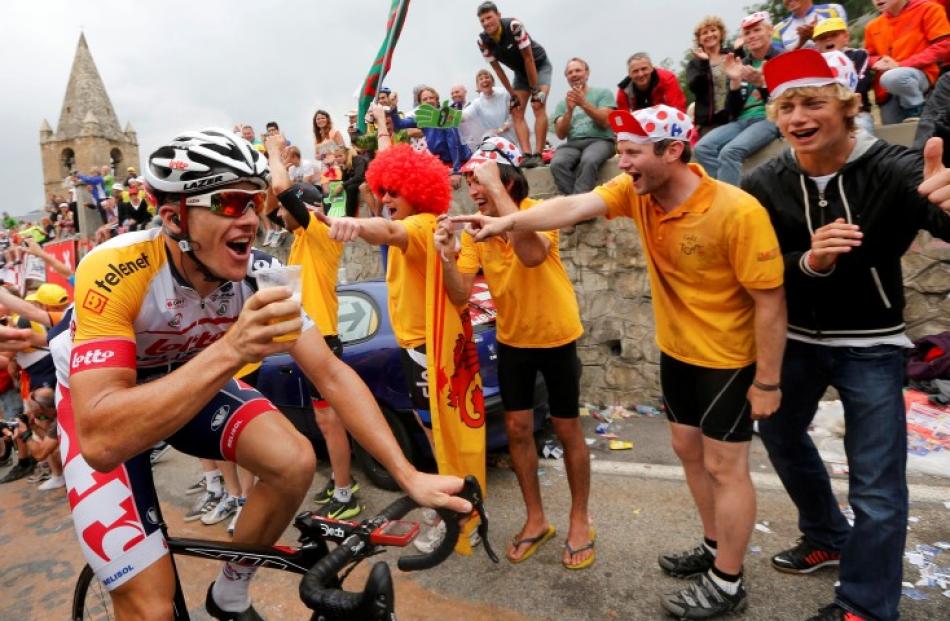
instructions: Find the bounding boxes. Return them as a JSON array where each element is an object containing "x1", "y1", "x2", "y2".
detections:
[
  {"x1": 608, "y1": 105, "x2": 693, "y2": 144},
  {"x1": 764, "y1": 48, "x2": 858, "y2": 100},
  {"x1": 460, "y1": 136, "x2": 524, "y2": 172}
]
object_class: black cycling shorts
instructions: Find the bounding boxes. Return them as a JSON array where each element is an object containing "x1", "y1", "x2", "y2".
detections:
[
  {"x1": 497, "y1": 340, "x2": 581, "y2": 419},
  {"x1": 399, "y1": 344, "x2": 430, "y2": 412},
  {"x1": 304, "y1": 335, "x2": 344, "y2": 408},
  {"x1": 660, "y1": 353, "x2": 755, "y2": 442}
]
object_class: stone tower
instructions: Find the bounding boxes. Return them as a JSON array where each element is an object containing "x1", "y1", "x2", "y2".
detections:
[{"x1": 39, "y1": 33, "x2": 140, "y2": 203}]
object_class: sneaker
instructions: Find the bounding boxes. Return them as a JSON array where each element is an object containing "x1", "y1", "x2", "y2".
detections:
[
  {"x1": 316, "y1": 495, "x2": 362, "y2": 520},
  {"x1": 27, "y1": 462, "x2": 51, "y2": 484},
  {"x1": 185, "y1": 490, "x2": 223, "y2": 522},
  {"x1": 227, "y1": 502, "x2": 244, "y2": 536},
  {"x1": 38, "y1": 474, "x2": 66, "y2": 491},
  {"x1": 202, "y1": 495, "x2": 240, "y2": 525},
  {"x1": 661, "y1": 573, "x2": 748, "y2": 619},
  {"x1": 149, "y1": 442, "x2": 172, "y2": 465},
  {"x1": 413, "y1": 519, "x2": 447, "y2": 554},
  {"x1": 185, "y1": 476, "x2": 208, "y2": 495},
  {"x1": 658, "y1": 543, "x2": 715, "y2": 578},
  {"x1": 806, "y1": 603, "x2": 868, "y2": 621},
  {"x1": 0, "y1": 460, "x2": 36, "y2": 484},
  {"x1": 772, "y1": 538, "x2": 841, "y2": 574},
  {"x1": 313, "y1": 478, "x2": 361, "y2": 504}
]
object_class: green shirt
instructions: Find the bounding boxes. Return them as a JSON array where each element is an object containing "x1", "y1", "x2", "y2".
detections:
[
  {"x1": 737, "y1": 59, "x2": 767, "y2": 122},
  {"x1": 554, "y1": 87, "x2": 615, "y2": 140}
]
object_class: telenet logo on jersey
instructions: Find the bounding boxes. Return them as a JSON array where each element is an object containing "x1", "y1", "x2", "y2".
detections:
[{"x1": 93, "y1": 252, "x2": 151, "y2": 294}]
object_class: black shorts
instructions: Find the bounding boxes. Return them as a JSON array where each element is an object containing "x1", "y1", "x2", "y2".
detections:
[
  {"x1": 660, "y1": 353, "x2": 755, "y2": 442},
  {"x1": 304, "y1": 335, "x2": 344, "y2": 408},
  {"x1": 399, "y1": 344, "x2": 430, "y2": 412},
  {"x1": 497, "y1": 340, "x2": 580, "y2": 419}
]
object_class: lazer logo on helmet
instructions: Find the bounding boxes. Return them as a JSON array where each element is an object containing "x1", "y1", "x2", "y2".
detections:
[
  {"x1": 183, "y1": 175, "x2": 224, "y2": 191},
  {"x1": 94, "y1": 252, "x2": 151, "y2": 293}
]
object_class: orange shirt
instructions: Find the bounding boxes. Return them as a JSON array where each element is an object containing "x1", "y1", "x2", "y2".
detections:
[
  {"x1": 593, "y1": 164, "x2": 783, "y2": 368},
  {"x1": 287, "y1": 217, "x2": 343, "y2": 336},
  {"x1": 457, "y1": 198, "x2": 583, "y2": 348},
  {"x1": 387, "y1": 213, "x2": 436, "y2": 348},
  {"x1": 865, "y1": 0, "x2": 950, "y2": 93}
]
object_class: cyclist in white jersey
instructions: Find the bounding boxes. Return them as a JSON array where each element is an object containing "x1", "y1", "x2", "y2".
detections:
[{"x1": 53, "y1": 128, "x2": 472, "y2": 621}]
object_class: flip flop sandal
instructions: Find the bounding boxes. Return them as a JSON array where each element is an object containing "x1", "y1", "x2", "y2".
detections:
[
  {"x1": 562, "y1": 528, "x2": 596, "y2": 570},
  {"x1": 506, "y1": 524, "x2": 557, "y2": 564}
]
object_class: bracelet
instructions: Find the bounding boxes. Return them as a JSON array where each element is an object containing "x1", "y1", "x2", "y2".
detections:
[{"x1": 752, "y1": 380, "x2": 781, "y2": 392}]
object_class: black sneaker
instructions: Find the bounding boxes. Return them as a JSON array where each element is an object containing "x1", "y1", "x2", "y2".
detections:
[
  {"x1": 205, "y1": 583, "x2": 264, "y2": 621},
  {"x1": 0, "y1": 459, "x2": 36, "y2": 484},
  {"x1": 772, "y1": 538, "x2": 841, "y2": 574},
  {"x1": 806, "y1": 603, "x2": 868, "y2": 621},
  {"x1": 521, "y1": 153, "x2": 542, "y2": 169},
  {"x1": 316, "y1": 495, "x2": 362, "y2": 520},
  {"x1": 313, "y1": 478, "x2": 360, "y2": 505},
  {"x1": 661, "y1": 573, "x2": 747, "y2": 619},
  {"x1": 659, "y1": 544, "x2": 715, "y2": 578}
]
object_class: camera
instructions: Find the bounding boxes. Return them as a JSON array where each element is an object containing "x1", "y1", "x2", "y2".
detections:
[{"x1": 0, "y1": 420, "x2": 21, "y2": 432}]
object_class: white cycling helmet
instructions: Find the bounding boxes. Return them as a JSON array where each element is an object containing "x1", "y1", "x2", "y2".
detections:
[{"x1": 145, "y1": 127, "x2": 269, "y2": 194}]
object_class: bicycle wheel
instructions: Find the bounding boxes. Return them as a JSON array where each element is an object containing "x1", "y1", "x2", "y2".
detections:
[{"x1": 72, "y1": 564, "x2": 116, "y2": 621}]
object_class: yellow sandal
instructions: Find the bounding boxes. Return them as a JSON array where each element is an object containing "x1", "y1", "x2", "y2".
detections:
[{"x1": 506, "y1": 524, "x2": 557, "y2": 564}]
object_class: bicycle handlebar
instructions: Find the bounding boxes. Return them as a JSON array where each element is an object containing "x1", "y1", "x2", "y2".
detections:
[{"x1": 299, "y1": 475, "x2": 497, "y2": 620}]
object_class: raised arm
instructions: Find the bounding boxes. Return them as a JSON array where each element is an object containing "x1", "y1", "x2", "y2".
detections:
[
  {"x1": 434, "y1": 215, "x2": 477, "y2": 306},
  {"x1": 455, "y1": 191, "x2": 608, "y2": 241},
  {"x1": 315, "y1": 210, "x2": 409, "y2": 251}
]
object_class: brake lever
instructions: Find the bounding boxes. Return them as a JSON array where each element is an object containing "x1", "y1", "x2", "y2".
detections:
[{"x1": 461, "y1": 475, "x2": 499, "y2": 564}]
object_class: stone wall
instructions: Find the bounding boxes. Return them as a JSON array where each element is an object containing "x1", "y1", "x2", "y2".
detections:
[{"x1": 287, "y1": 121, "x2": 949, "y2": 406}]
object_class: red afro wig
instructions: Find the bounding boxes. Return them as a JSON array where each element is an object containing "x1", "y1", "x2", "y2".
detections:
[{"x1": 365, "y1": 144, "x2": 451, "y2": 216}]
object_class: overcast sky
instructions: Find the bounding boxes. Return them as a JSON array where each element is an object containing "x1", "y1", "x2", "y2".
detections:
[{"x1": 2, "y1": 0, "x2": 753, "y2": 216}]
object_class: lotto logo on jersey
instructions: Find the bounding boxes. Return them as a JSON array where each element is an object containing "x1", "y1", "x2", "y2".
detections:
[
  {"x1": 71, "y1": 349, "x2": 115, "y2": 369},
  {"x1": 82, "y1": 290, "x2": 109, "y2": 314}
]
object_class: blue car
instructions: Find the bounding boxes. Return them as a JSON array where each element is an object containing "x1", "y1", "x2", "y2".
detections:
[{"x1": 258, "y1": 278, "x2": 549, "y2": 490}]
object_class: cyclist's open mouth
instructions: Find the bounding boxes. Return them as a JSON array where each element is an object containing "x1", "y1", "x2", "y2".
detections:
[{"x1": 225, "y1": 238, "x2": 251, "y2": 256}]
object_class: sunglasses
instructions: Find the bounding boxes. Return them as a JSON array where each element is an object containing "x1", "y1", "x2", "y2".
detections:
[
  {"x1": 476, "y1": 141, "x2": 515, "y2": 166},
  {"x1": 377, "y1": 188, "x2": 400, "y2": 199},
  {"x1": 184, "y1": 189, "x2": 266, "y2": 218}
]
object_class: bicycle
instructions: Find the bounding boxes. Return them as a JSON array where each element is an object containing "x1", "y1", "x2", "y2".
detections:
[{"x1": 72, "y1": 475, "x2": 498, "y2": 621}]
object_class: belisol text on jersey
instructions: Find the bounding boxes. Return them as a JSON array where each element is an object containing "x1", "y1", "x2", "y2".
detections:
[{"x1": 93, "y1": 252, "x2": 151, "y2": 293}]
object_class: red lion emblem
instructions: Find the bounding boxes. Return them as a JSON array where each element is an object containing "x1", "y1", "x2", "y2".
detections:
[{"x1": 437, "y1": 310, "x2": 485, "y2": 429}]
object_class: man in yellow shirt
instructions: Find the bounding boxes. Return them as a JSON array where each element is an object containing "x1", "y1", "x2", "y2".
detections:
[
  {"x1": 436, "y1": 138, "x2": 592, "y2": 569},
  {"x1": 456, "y1": 105, "x2": 786, "y2": 619},
  {"x1": 265, "y1": 135, "x2": 361, "y2": 520}
]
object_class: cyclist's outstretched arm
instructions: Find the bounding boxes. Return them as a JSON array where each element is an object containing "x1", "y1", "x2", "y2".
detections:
[
  {"x1": 291, "y1": 328, "x2": 472, "y2": 514},
  {"x1": 70, "y1": 288, "x2": 300, "y2": 472}
]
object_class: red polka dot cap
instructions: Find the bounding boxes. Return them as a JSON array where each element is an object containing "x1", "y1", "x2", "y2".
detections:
[
  {"x1": 764, "y1": 48, "x2": 858, "y2": 100},
  {"x1": 460, "y1": 136, "x2": 525, "y2": 172},
  {"x1": 608, "y1": 105, "x2": 693, "y2": 144}
]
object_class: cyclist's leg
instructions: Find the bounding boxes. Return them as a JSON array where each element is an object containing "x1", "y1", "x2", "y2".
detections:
[
  {"x1": 168, "y1": 378, "x2": 316, "y2": 613},
  {"x1": 58, "y1": 387, "x2": 176, "y2": 621}
]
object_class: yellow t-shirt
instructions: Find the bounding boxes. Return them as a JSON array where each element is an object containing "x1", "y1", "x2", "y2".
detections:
[
  {"x1": 287, "y1": 217, "x2": 344, "y2": 336},
  {"x1": 387, "y1": 213, "x2": 435, "y2": 348},
  {"x1": 593, "y1": 164, "x2": 783, "y2": 368},
  {"x1": 457, "y1": 198, "x2": 583, "y2": 348}
]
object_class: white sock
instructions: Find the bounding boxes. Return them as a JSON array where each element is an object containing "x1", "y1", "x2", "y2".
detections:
[
  {"x1": 333, "y1": 485, "x2": 353, "y2": 503},
  {"x1": 707, "y1": 569, "x2": 741, "y2": 596},
  {"x1": 212, "y1": 562, "x2": 257, "y2": 612},
  {"x1": 205, "y1": 470, "x2": 223, "y2": 496}
]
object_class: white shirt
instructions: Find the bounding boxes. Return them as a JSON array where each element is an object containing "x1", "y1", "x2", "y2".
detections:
[{"x1": 289, "y1": 159, "x2": 322, "y2": 184}]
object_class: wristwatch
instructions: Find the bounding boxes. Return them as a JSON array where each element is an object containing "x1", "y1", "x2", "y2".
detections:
[{"x1": 752, "y1": 380, "x2": 781, "y2": 392}]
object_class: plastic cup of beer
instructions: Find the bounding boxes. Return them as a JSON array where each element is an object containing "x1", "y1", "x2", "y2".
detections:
[{"x1": 254, "y1": 265, "x2": 303, "y2": 343}]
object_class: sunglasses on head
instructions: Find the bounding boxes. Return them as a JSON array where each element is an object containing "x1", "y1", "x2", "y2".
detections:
[
  {"x1": 477, "y1": 141, "x2": 515, "y2": 166},
  {"x1": 184, "y1": 189, "x2": 266, "y2": 218}
]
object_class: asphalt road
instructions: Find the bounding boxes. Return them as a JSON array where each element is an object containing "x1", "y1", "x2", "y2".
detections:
[{"x1": 1, "y1": 414, "x2": 948, "y2": 620}]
